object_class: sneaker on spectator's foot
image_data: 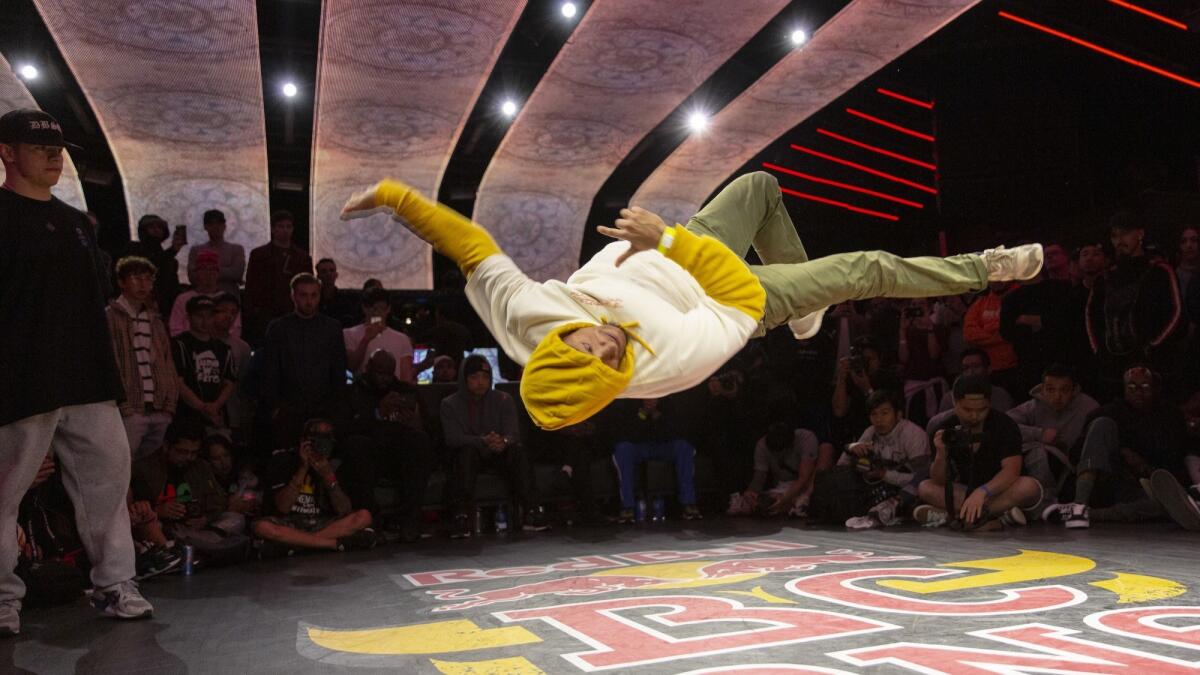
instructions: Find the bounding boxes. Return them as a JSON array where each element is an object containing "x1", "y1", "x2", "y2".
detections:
[
  {"x1": 999, "y1": 506, "x2": 1027, "y2": 527},
  {"x1": 845, "y1": 514, "x2": 883, "y2": 530},
  {"x1": 256, "y1": 539, "x2": 296, "y2": 560},
  {"x1": 980, "y1": 244, "x2": 1043, "y2": 282},
  {"x1": 788, "y1": 307, "x2": 828, "y2": 341},
  {"x1": 1150, "y1": 469, "x2": 1200, "y2": 532},
  {"x1": 522, "y1": 507, "x2": 550, "y2": 532},
  {"x1": 1042, "y1": 503, "x2": 1069, "y2": 524},
  {"x1": 682, "y1": 505, "x2": 703, "y2": 521},
  {"x1": 450, "y1": 513, "x2": 472, "y2": 539},
  {"x1": 912, "y1": 504, "x2": 948, "y2": 528},
  {"x1": 337, "y1": 528, "x2": 379, "y2": 552},
  {"x1": 0, "y1": 601, "x2": 18, "y2": 637},
  {"x1": 614, "y1": 509, "x2": 636, "y2": 524},
  {"x1": 91, "y1": 580, "x2": 153, "y2": 619},
  {"x1": 870, "y1": 497, "x2": 901, "y2": 526},
  {"x1": 1064, "y1": 503, "x2": 1089, "y2": 529},
  {"x1": 135, "y1": 545, "x2": 182, "y2": 580}
]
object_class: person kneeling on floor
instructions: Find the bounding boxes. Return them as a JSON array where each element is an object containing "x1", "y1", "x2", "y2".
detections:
[
  {"x1": 916, "y1": 374, "x2": 1042, "y2": 530},
  {"x1": 254, "y1": 418, "x2": 376, "y2": 556},
  {"x1": 727, "y1": 422, "x2": 820, "y2": 518}
]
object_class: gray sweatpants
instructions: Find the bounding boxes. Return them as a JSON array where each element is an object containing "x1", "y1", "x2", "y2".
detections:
[{"x1": 0, "y1": 402, "x2": 135, "y2": 609}]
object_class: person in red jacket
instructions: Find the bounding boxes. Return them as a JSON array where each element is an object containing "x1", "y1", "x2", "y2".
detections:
[{"x1": 963, "y1": 281, "x2": 1020, "y2": 397}]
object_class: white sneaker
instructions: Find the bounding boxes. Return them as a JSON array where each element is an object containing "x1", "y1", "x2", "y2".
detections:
[
  {"x1": 999, "y1": 506, "x2": 1027, "y2": 527},
  {"x1": 845, "y1": 514, "x2": 882, "y2": 530},
  {"x1": 91, "y1": 580, "x2": 154, "y2": 619},
  {"x1": 1064, "y1": 502, "x2": 1090, "y2": 529},
  {"x1": 788, "y1": 306, "x2": 828, "y2": 340},
  {"x1": 980, "y1": 244, "x2": 1043, "y2": 282},
  {"x1": 912, "y1": 504, "x2": 948, "y2": 528},
  {"x1": 1042, "y1": 502, "x2": 1069, "y2": 524},
  {"x1": 0, "y1": 600, "x2": 18, "y2": 637}
]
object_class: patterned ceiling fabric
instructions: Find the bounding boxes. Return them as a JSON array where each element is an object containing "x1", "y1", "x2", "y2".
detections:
[
  {"x1": 631, "y1": 0, "x2": 979, "y2": 228},
  {"x1": 32, "y1": 0, "x2": 270, "y2": 263},
  {"x1": 473, "y1": 0, "x2": 790, "y2": 282},
  {"x1": 0, "y1": 54, "x2": 87, "y2": 211},
  {"x1": 311, "y1": 0, "x2": 526, "y2": 290}
]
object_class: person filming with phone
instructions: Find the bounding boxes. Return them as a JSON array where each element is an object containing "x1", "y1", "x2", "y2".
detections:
[{"x1": 344, "y1": 287, "x2": 414, "y2": 382}]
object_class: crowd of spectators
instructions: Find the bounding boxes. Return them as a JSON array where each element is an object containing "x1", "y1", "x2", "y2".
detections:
[{"x1": 15, "y1": 202, "x2": 1200, "y2": 609}]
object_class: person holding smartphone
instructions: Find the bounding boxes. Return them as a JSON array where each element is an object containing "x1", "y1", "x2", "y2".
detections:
[{"x1": 343, "y1": 287, "x2": 414, "y2": 382}]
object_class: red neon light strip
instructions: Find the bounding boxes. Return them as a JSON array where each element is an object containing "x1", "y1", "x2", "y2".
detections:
[
  {"x1": 817, "y1": 128, "x2": 937, "y2": 171},
  {"x1": 1107, "y1": 0, "x2": 1188, "y2": 30},
  {"x1": 790, "y1": 144, "x2": 938, "y2": 195},
  {"x1": 780, "y1": 187, "x2": 899, "y2": 221},
  {"x1": 999, "y1": 12, "x2": 1200, "y2": 89},
  {"x1": 876, "y1": 87, "x2": 934, "y2": 109},
  {"x1": 846, "y1": 108, "x2": 935, "y2": 142},
  {"x1": 763, "y1": 162, "x2": 924, "y2": 209}
]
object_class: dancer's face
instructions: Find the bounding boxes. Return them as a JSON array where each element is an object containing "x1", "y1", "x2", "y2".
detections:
[{"x1": 563, "y1": 325, "x2": 626, "y2": 371}]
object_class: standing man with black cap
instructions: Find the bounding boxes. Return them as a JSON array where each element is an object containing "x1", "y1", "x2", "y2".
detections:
[{"x1": 0, "y1": 108, "x2": 153, "y2": 637}]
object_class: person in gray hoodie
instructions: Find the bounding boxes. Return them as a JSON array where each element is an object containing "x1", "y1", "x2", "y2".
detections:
[
  {"x1": 441, "y1": 354, "x2": 544, "y2": 537},
  {"x1": 1006, "y1": 363, "x2": 1098, "y2": 516}
]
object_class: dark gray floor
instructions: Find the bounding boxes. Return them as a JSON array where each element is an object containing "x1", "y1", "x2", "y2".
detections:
[{"x1": 4, "y1": 519, "x2": 1199, "y2": 674}]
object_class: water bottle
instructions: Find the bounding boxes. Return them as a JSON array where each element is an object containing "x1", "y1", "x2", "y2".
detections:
[
  {"x1": 652, "y1": 497, "x2": 666, "y2": 522},
  {"x1": 182, "y1": 544, "x2": 195, "y2": 576},
  {"x1": 495, "y1": 505, "x2": 508, "y2": 533},
  {"x1": 473, "y1": 507, "x2": 484, "y2": 536},
  {"x1": 635, "y1": 498, "x2": 647, "y2": 523}
]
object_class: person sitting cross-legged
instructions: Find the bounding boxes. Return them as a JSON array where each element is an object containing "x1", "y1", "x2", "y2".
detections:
[
  {"x1": 916, "y1": 374, "x2": 1042, "y2": 530},
  {"x1": 253, "y1": 419, "x2": 376, "y2": 555},
  {"x1": 610, "y1": 397, "x2": 701, "y2": 523}
]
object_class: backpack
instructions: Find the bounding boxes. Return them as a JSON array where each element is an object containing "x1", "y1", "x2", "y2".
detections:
[{"x1": 808, "y1": 466, "x2": 873, "y2": 524}]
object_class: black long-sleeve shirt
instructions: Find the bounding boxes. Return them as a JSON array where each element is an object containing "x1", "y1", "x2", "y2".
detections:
[{"x1": 260, "y1": 313, "x2": 347, "y2": 411}]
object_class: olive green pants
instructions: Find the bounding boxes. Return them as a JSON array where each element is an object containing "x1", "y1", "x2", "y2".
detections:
[{"x1": 683, "y1": 172, "x2": 988, "y2": 331}]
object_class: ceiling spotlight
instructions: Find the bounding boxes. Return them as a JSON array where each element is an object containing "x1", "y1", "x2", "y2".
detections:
[
  {"x1": 561, "y1": 2, "x2": 578, "y2": 19},
  {"x1": 282, "y1": 82, "x2": 298, "y2": 98},
  {"x1": 790, "y1": 29, "x2": 808, "y2": 46},
  {"x1": 17, "y1": 64, "x2": 39, "y2": 81},
  {"x1": 687, "y1": 111, "x2": 709, "y2": 133},
  {"x1": 500, "y1": 99, "x2": 518, "y2": 118}
]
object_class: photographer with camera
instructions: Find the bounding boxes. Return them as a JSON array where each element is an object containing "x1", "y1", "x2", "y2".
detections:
[
  {"x1": 727, "y1": 422, "x2": 821, "y2": 518},
  {"x1": 254, "y1": 418, "x2": 375, "y2": 554},
  {"x1": 838, "y1": 390, "x2": 930, "y2": 529},
  {"x1": 916, "y1": 374, "x2": 1042, "y2": 530},
  {"x1": 831, "y1": 336, "x2": 901, "y2": 448}
]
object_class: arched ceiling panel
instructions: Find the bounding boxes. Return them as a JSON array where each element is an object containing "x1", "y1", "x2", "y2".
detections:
[
  {"x1": 631, "y1": 0, "x2": 979, "y2": 227},
  {"x1": 0, "y1": 54, "x2": 87, "y2": 211},
  {"x1": 311, "y1": 0, "x2": 526, "y2": 290},
  {"x1": 473, "y1": 0, "x2": 789, "y2": 282},
  {"x1": 32, "y1": 0, "x2": 270, "y2": 257}
]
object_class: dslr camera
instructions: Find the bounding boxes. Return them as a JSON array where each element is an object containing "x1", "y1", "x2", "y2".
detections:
[
  {"x1": 311, "y1": 434, "x2": 336, "y2": 458},
  {"x1": 941, "y1": 425, "x2": 981, "y2": 452}
]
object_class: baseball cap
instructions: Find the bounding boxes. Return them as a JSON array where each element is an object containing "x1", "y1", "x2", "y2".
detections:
[
  {"x1": 186, "y1": 295, "x2": 216, "y2": 314},
  {"x1": 952, "y1": 373, "x2": 993, "y2": 401},
  {"x1": 0, "y1": 108, "x2": 82, "y2": 151}
]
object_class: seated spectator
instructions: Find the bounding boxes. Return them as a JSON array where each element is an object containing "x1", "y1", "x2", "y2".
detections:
[
  {"x1": 839, "y1": 390, "x2": 931, "y2": 529},
  {"x1": 1006, "y1": 364, "x2": 1099, "y2": 515},
  {"x1": 244, "y1": 210, "x2": 313, "y2": 342},
  {"x1": 126, "y1": 213, "x2": 185, "y2": 313},
  {"x1": 260, "y1": 273, "x2": 348, "y2": 441},
  {"x1": 107, "y1": 256, "x2": 179, "y2": 460},
  {"x1": 916, "y1": 374, "x2": 1041, "y2": 530},
  {"x1": 316, "y1": 258, "x2": 359, "y2": 327},
  {"x1": 186, "y1": 209, "x2": 245, "y2": 296},
  {"x1": 255, "y1": 418, "x2": 376, "y2": 553},
  {"x1": 937, "y1": 347, "x2": 1014, "y2": 414},
  {"x1": 899, "y1": 298, "x2": 950, "y2": 428},
  {"x1": 831, "y1": 335, "x2": 902, "y2": 448},
  {"x1": 15, "y1": 452, "x2": 91, "y2": 605},
  {"x1": 172, "y1": 296, "x2": 237, "y2": 432},
  {"x1": 431, "y1": 355, "x2": 457, "y2": 383},
  {"x1": 531, "y1": 420, "x2": 606, "y2": 525},
  {"x1": 412, "y1": 301, "x2": 472, "y2": 373},
  {"x1": 170, "y1": 249, "x2": 242, "y2": 338},
  {"x1": 202, "y1": 435, "x2": 260, "y2": 536},
  {"x1": 611, "y1": 397, "x2": 701, "y2": 523},
  {"x1": 340, "y1": 378, "x2": 436, "y2": 542},
  {"x1": 131, "y1": 421, "x2": 245, "y2": 553},
  {"x1": 212, "y1": 292, "x2": 252, "y2": 441},
  {"x1": 1001, "y1": 259, "x2": 1079, "y2": 398},
  {"x1": 962, "y1": 282, "x2": 1019, "y2": 395},
  {"x1": 727, "y1": 422, "x2": 820, "y2": 518},
  {"x1": 345, "y1": 287, "x2": 413, "y2": 382},
  {"x1": 441, "y1": 355, "x2": 543, "y2": 537},
  {"x1": 1045, "y1": 365, "x2": 1187, "y2": 528}
]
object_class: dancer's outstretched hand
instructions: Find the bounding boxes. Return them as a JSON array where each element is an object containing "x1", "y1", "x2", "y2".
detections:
[
  {"x1": 598, "y1": 206, "x2": 668, "y2": 266},
  {"x1": 340, "y1": 183, "x2": 386, "y2": 221}
]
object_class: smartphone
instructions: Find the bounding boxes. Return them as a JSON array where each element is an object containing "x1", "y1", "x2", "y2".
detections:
[
  {"x1": 369, "y1": 316, "x2": 383, "y2": 325},
  {"x1": 174, "y1": 224, "x2": 188, "y2": 244}
]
